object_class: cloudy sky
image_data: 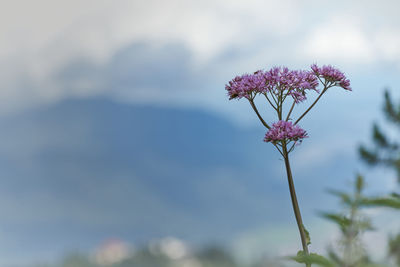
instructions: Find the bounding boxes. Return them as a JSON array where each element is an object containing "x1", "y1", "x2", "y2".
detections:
[
  {"x1": 2, "y1": 0, "x2": 400, "y2": 116},
  {"x1": 1, "y1": 0, "x2": 400, "y2": 265},
  {"x1": 3, "y1": 0, "x2": 400, "y2": 175}
]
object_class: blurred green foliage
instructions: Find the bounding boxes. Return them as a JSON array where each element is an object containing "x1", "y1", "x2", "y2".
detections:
[
  {"x1": 291, "y1": 175, "x2": 381, "y2": 267},
  {"x1": 359, "y1": 89, "x2": 400, "y2": 182},
  {"x1": 33, "y1": 246, "x2": 284, "y2": 267},
  {"x1": 359, "y1": 89, "x2": 400, "y2": 266}
]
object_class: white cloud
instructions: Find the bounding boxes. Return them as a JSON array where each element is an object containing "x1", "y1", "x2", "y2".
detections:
[
  {"x1": 0, "y1": 0, "x2": 304, "y2": 115},
  {"x1": 1, "y1": 0, "x2": 400, "y2": 117},
  {"x1": 0, "y1": 0, "x2": 301, "y2": 64},
  {"x1": 374, "y1": 29, "x2": 400, "y2": 61},
  {"x1": 302, "y1": 17, "x2": 375, "y2": 64}
]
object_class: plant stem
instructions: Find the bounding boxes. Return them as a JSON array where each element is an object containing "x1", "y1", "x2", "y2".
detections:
[
  {"x1": 286, "y1": 100, "x2": 296, "y2": 121},
  {"x1": 294, "y1": 85, "x2": 330, "y2": 125},
  {"x1": 264, "y1": 93, "x2": 277, "y2": 111},
  {"x1": 249, "y1": 99, "x2": 270, "y2": 129},
  {"x1": 282, "y1": 144, "x2": 311, "y2": 267}
]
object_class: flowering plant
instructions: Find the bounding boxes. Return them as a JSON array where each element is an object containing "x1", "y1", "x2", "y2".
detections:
[{"x1": 225, "y1": 65, "x2": 351, "y2": 266}]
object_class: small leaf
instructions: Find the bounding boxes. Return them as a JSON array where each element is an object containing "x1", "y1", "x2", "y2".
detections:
[
  {"x1": 361, "y1": 196, "x2": 400, "y2": 209},
  {"x1": 390, "y1": 192, "x2": 400, "y2": 199},
  {"x1": 358, "y1": 146, "x2": 379, "y2": 165},
  {"x1": 326, "y1": 190, "x2": 352, "y2": 205},
  {"x1": 302, "y1": 224, "x2": 311, "y2": 245},
  {"x1": 384, "y1": 89, "x2": 400, "y2": 124},
  {"x1": 355, "y1": 174, "x2": 364, "y2": 193},
  {"x1": 319, "y1": 212, "x2": 351, "y2": 231},
  {"x1": 327, "y1": 249, "x2": 343, "y2": 266},
  {"x1": 372, "y1": 124, "x2": 389, "y2": 148},
  {"x1": 289, "y1": 251, "x2": 335, "y2": 267},
  {"x1": 356, "y1": 218, "x2": 374, "y2": 231}
]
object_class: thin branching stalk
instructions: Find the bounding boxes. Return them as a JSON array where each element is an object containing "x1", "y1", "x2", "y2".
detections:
[
  {"x1": 295, "y1": 85, "x2": 330, "y2": 125},
  {"x1": 286, "y1": 100, "x2": 296, "y2": 121},
  {"x1": 248, "y1": 99, "x2": 270, "y2": 129},
  {"x1": 278, "y1": 90, "x2": 283, "y2": 120},
  {"x1": 270, "y1": 90, "x2": 278, "y2": 104},
  {"x1": 282, "y1": 143, "x2": 311, "y2": 267},
  {"x1": 264, "y1": 93, "x2": 277, "y2": 111}
]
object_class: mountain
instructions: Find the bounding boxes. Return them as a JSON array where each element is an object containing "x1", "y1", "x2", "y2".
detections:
[{"x1": 0, "y1": 97, "x2": 355, "y2": 265}]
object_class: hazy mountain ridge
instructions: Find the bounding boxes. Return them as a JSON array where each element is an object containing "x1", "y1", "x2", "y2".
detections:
[{"x1": 0, "y1": 97, "x2": 357, "y2": 264}]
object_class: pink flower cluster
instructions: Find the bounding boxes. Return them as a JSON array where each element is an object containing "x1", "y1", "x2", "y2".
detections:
[
  {"x1": 225, "y1": 65, "x2": 351, "y2": 102},
  {"x1": 311, "y1": 64, "x2": 351, "y2": 91},
  {"x1": 226, "y1": 66, "x2": 318, "y2": 102},
  {"x1": 264, "y1": 120, "x2": 308, "y2": 143},
  {"x1": 225, "y1": 70, "x2": 267, "y2": 100},
  {"x1": 264, "y1": 67, "x2": 319, "y2": 103}
]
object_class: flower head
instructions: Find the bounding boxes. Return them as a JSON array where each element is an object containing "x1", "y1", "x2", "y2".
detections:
[
  {"x1": 264, "y1": 67, "x2": 319, "y2": 103},
  {"x1": 311, "y1": 64, "x2": 351, "y2": 91},
  {"x1": 264, "y1": 120, "x2": 308, "y2": 143},
  {"x1": 225, "y1": 70, "x2": 268, "y2": 100},
  {"x1": 225, "y1": 66, "x2": 319, "y2": 102}
]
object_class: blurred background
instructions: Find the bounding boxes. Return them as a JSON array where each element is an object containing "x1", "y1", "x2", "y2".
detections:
[{"x1": 1, "y1": 0, "x2": 400, "y2": 266}]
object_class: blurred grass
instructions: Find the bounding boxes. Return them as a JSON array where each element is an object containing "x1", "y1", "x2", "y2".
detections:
[{"x1": 32, "y1": 245, "x2": 283, "y2": 267}]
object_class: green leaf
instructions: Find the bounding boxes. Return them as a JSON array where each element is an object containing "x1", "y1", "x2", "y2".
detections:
[
  {"x1": 362, "y1": 264, "x2": 392, "y2": 267},
  {"x1": 289, "y1": 251, "x2": 335, "y2": 267},
  {"x1": 384, "y1": 89, "x2": 400, "y2": 124},
  {"x1": 372, "y1": 124, "x2": 389, "y2": 148},
  {"x1": 326, "y1": 190, "x2": 352, "y2": 205},
  {"x1": 355, "y1": 174, "x2": 364, "y2": 193},
  {"x1": 326, "y1": 249, "x2": 343, "y2": 266},
  {"x1": 390, "y1": 192, "x2": 400, "y2": 199},
  {"x1": 360, "y1": 196, "x2": 400, "y2": 209},
  {"x1": 356, "y1": 218, "x2": 374, "y2": 231},
  {"x1": 302, "y1": 224, "x2": 311, "y2": 246},
  {"x1": 358, "y1": 146, "x2": 379, "y2": 165},
  {"x1": 319, "y1": 212, "x2": 351, "y2": 231}
]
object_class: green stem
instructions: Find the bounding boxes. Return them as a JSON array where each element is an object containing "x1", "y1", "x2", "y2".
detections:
[
  {"x1": 249, "y1": 99, "x2": 270, "y2": 129},
  {"x1": 282, "y1": 144, "x2": 311, "y2": 267},
  {"x1": 286, "y1": 100, "x2": 296, "y2": 121},
  {"x1": 278, "y1": 90, "x2": 283, "y2": 120},
  {"x1": 270, "y1": 91, "x2": 279, "y2": 106},
  {"x1": 294, "y1": 85, "x2": 330, "y2": 125},
  {"x1": 264, "y1": 93, "x2": 277, "y2": 111}
]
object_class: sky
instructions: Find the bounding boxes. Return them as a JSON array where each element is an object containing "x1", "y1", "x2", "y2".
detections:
[
  {"x1": 1, "y1": 0, "x2": 400, "y2": 117},
  {"x1": 1, "y1": 0, "x2": 400, "y2": 265},
  {"x1": 1, "y1": 0, "x2": 400, "y2": 158}
]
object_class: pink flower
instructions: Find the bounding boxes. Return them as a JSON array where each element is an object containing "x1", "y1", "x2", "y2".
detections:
[
  {"x1": 225, "y1": 70, "x2": 268, "y2": 100},
  {"x1": 225, "y1": 66, "x2": 319, "y2": 102},
  {"x1": 311, "y1": 64, "x2": 351, "y2": 91},
  {"x1": 264, "y1": 120, "x2": 308, "y2": 143}
]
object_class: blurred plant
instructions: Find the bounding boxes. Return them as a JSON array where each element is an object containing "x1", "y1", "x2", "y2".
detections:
[
  {"x1": 291, "y1": 175, "x2": 388, "y2": 267},
  {"x1": 322, "y1": 175, "x2": 373, "y2": 267},
  {"x1": 35, "y1": 245, "x2": 245, "y2": 267},
  {"x1": 359, "y1": 89, "x2": 400, "y2": 184},
  {"x1": 358, "y1": 89, "x2": 400, "y2": 266},
  {"x1": 61, "y1": 253, "x2": 97, "y2": 267},
  {"x1": 225, "y1": 65, "x2": 351, "y2": 266},
  {"x1": 321, "y1": 175, "x2": 375, "y2": 267},
  {"x1": 388, "y1": 234, "x2": 400, "y2": 266},
  {"x1": 196, "y1": 246, "x2": 238, "y2": 267}
]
